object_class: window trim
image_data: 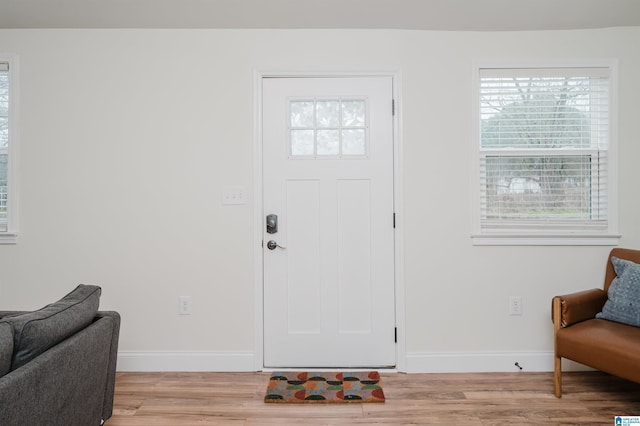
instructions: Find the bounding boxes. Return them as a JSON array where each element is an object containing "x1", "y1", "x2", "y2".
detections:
[
  {"x1": 0, "y1": 55, "x2": 18, "y2": 244},
  {"x1": 470, "y1": 59, "x2": 620, "y2": 246}
]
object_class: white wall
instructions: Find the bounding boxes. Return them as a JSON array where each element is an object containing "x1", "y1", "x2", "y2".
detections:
[{"x1": 0, "y1": 27, "x2": 639, "y2": 372}]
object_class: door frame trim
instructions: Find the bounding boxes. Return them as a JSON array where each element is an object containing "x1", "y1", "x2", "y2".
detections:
[{"x1": 253, "y1": 70, "x2": 406, "y2": 372}]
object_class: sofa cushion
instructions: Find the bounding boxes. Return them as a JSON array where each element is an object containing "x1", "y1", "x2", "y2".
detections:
[
  {"x1": 0, "y1": 284, "x2": 101, "y2": 370},
  {"x1": 596, "y1": 257, "x2": 640, "y2": 327},
  {"x1": 0, "y1": 322, "x2": 13, "y2": 377}
]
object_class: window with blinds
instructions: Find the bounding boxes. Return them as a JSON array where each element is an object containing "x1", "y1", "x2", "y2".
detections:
[
  {"x1": 473, "y1": 64, "x2": 618, "y2": 245},
  {"x1": 0, "y1": 62, "x2": 9, "y2": 233}
]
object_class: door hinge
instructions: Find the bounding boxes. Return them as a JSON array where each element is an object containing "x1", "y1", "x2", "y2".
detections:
[
  {"x1": 394, "y1": 327, "x2": 397, "y2": 343},
  {"x1": 392, "y1": 99, "x2": 395, "y2": 116}
]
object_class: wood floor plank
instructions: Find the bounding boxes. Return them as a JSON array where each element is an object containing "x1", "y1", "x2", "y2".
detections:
[{"x1": 107, "y1": 371, "x2": 640, "y2": 425}]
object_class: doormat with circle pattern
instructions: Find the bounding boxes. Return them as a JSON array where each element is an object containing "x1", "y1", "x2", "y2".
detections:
[{"x1": 264, "y1": 371, "x2": 385, "y2": 403}]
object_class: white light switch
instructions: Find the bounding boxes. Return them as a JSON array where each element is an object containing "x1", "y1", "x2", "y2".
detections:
[{"x1": 222, "y1": 186, "x2": 247, "y2": 205}]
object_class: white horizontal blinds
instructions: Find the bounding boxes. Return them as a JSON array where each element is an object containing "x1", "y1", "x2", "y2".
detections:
[
  {"x1": 0, "y1": 62, "x2": 9, "y2": 232},
  {"x1": 479, "y1": 67, "x2": 610, "y2": 230}
]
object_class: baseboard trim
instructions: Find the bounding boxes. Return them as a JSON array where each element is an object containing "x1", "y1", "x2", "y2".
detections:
[
  {"x1": 406, "y1": 351, "x2": 592, "y2": 373},
  {"x1": 117, "y1": 351, "x2": 256, "y2": 372},
  {"x1": 116, "y1": 350, "x2": 592, "y2": 373}
]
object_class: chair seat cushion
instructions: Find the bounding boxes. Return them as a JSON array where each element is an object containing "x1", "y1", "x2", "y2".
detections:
[{"x1": 557, "y1": 318, "x2": 640, "y2": 384}]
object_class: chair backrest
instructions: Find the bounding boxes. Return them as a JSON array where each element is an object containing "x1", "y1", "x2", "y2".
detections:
[{"x1": 605, "y1": 248, "x2": 640, "y2": 292}]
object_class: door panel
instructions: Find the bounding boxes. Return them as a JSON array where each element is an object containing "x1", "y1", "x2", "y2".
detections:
[
  {"x1": 286, "y1": 179, "x2": 321, "y2": 334},
  {"x1": 263, "y1": 76, "x2": 395, "y2": 368},
  {"x1": 337, "y1": 179, "x2": 372, "y2": 334}
]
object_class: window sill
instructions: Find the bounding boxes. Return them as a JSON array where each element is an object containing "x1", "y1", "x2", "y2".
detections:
[
  {"x1": 471, "y1": 233, "x2": 621, "y2": 246},
  {"x1": 0, "y1": 232, "x2": 18, "y2": 244}
]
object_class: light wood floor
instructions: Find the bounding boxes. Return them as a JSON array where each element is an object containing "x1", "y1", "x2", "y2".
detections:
[{"x1": 107, "y1": 371, "x2": 640, "y2": 425}]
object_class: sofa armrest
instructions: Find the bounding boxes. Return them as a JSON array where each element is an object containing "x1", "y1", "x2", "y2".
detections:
[
  {"x1": 552, "y1": 288, "x2": 607, "y2": 328},
  {"x1": 0, "y1": 310, "x2": 121, "y2": 422},
  {"x1": 95, "y1": 311, "x2": 120, "y2": 422},
  {"x1": 0, "y1": 314, "x2": 115, "y2": 426}
]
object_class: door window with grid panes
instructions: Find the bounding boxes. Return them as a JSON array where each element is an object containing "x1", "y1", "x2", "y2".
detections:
[{"x1": 289, "y1": 98, "x2": 368, "y2": 158}]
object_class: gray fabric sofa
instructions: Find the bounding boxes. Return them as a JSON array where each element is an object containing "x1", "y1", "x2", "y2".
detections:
[{"x1": 0, "y1": 285, "x2": 120, "y2": 426}]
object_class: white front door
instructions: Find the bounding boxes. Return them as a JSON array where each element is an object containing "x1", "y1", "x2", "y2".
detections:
[{"x1": 262, "y1": 76, "x2": 395, "y2": 368}]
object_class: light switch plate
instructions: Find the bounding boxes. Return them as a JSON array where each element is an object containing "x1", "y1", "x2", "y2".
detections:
[{"x1": 222, "y1": 186, "x2": 247, "y2": 205}]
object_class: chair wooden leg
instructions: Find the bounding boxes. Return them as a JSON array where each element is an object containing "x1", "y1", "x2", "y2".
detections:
[
  {"x1": 552, "y1": 297, "x2": 562, "y2": 398},
  {"x1": 554, "y1": 355, "x2": 562, "y2": 398}
]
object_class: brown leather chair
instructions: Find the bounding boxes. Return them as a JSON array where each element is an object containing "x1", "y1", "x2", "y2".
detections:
[{"x1": 552, "y1": 248, "x2": 640, "y2": 397}]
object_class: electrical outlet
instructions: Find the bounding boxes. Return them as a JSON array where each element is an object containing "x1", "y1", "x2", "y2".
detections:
[
  {"x1": 179, "y1": 296, "x2": 193, "y2": 315},
  {"x1": 509, "y1": 296, "x2": 522, "y2": 315}
]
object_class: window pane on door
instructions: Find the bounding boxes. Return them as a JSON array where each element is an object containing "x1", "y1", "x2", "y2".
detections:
[
  {"x1": 291, "y1": 130, "x2": 314, "y2": 156},
  {"x1": 290, "y1": 101, "x2": 314, "y2": 127},
  {"x1": 316, "y1": 101, "x2": 340, "y2": 127},
  {"x1": 342, "y1": 129, "x2": 366, "y2": 155},
  {"x1": 341, "y1": 100, "x2": 366, "y2": 127},
  {"x1": 289, "y1": 98, "x2": 367, "y2": 158},
  {"x1": 317, "y1": 129, "x2": 339, "y2": 155}
]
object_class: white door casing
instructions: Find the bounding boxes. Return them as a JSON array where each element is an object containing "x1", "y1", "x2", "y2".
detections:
[{"x1": 262, "y1": 76, "x2": 396, "y2": 368}]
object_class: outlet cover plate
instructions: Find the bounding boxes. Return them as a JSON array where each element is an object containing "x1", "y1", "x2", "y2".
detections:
[{"x1": 509, "y1": 296, "x2": 522, "y2": 315}]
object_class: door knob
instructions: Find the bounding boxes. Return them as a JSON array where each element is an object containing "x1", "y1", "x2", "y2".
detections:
[{"x1": 266, "y1": 240, "x2": 286, "y2": 250}]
